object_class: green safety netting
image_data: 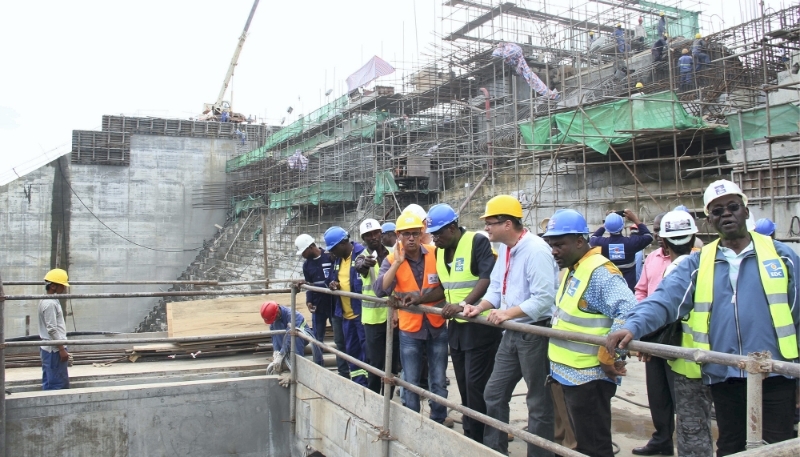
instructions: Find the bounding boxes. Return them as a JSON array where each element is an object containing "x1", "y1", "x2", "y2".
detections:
[
  {"x1": 519, "y1": 91, "x2": 710, "y2": 154},
  {"x1": 233, "y1": 196, "x2": 265, "y2": 218},
  {"x1": 269, "y1": 182, "x2": 360, "y2": 209},
  {"x1": 726, "y1": 103, "x2": 800, "y2": 148},
  {"x1": 640, "y1": 0, "x2": 699, "y2": 43},
  {"x1": 374, "y1": 170, "x2": 400, "y2": 204}
]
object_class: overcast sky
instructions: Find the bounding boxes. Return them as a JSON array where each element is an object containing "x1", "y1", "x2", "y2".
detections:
[{"x1": 0, "y1": 0, "x2": 789, "y2": 183}]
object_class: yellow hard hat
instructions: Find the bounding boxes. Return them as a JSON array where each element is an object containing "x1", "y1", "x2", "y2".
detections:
[
  {"x1": 589, "y1": 30, "x2": 594, "y2": 35},
  {"x1": 44, "y1": 268, "x2": 70, "y2": 287},
  {"x1": 682, "y1": 48, "x2": 689, "y2": 54},
  {"x1": 480, "y1": 195, "x2": 523, "y2": 219},
  {"x1": 695, "y1": 33, "x2": 702, "y2": 39},
  {"x1": 664, "y1": 33, "x2": 669, "y2": 38},
  {"x1": 395, "y1": 212, "x2": 425, "y2": 231},
  {"x1": 617, "y1": 23, "x2": 622, "y2": 27},
  {"x1": 659, "y1": 11, "x2": 665, "y2": 16},
  {"x1": 635, "y1": 82, "x2": 644, "y2": 88}
]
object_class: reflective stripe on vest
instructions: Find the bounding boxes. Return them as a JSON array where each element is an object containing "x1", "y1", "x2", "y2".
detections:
[
  {"x1": 549, "y1": 252, "x2": 614, "y2": 369},
  {"x1": 436, "y1": 232, "x2": 488, "y2": 323},
  {"x1": 361, "y1": 254, "x2": 388, "y2": 325},
  {"x1": 387, "y1": 245, "x2": 446, "y2": 332}
]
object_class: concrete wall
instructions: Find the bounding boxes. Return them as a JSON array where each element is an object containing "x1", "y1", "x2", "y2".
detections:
[{"x1": 5, "y1": 376, "x2": 291, "y2": 457}]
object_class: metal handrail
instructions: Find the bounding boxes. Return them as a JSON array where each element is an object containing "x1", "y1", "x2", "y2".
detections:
[{"x1": 1, "y1": 288, "x2": 292, "y2": 301}]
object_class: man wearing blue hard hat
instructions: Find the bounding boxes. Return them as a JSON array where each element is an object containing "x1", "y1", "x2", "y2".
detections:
[
  {"x1": 590, "y1": 209, "x2": 653, "y2": 291},
  {"x1": 381, "y1": 222, "x2": 397, "y2": 250},
  {"x1": 542, "y1": 209, "x2": 636, "y2": 457},
  {"x1": 324, "y1": 226, "x2": 369, "y2": 386}
]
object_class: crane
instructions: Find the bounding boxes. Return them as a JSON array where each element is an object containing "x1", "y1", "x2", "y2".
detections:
[{"x1": 201, "y1": 0, "x2": 260, "y2": 122}]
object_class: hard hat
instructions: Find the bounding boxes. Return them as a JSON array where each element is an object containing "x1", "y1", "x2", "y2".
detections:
[
  {"x1": 260, "y1": 301, "x2": 279, "y2": 324},
  {"x1": 703, "y1": 179, "x2": 748, "y2": 215},
  {"x1": 44, "y1": 268, "x2": 69, "y2": 287},
  {"x1": 589, "y1": 31, "x2": 594, "y2": 35},
  {"x1": 381, "y1": 222, "x2": 396, "y2": 233},
  {"x1": 754, "y1": 218, "x2": 776, "y2": 236},
  {"x1": 295, "y1": 234, "x2": 315, "y2": 255},
  {"x1": 538, "y1": 218, "x2": 551, "y2": 233},
  {"x1": 323, "y1": 226, "x2": 349, "y2": 250},
  {"x1": 480, "y1": 195, "x2": 523, "y2": 219},
  {"x1": 617, "y1": 23, "x2": 622, "y2": 27},
  {"x1": 635, "y1": 82, "x2": 644, "y2": 89},
  {"x1": 543, "y1": 209, "x2": 590, "y2": 237},
  {"x1": 659, "y1": 11, "x2": 665, "y2": 16},
  {"x1": 359, "y1": 218, "x2": 381, "y2": 236},
  {"x1": 660, "y1": 210, "x2": 698, "y2": 245},
  {"x1": 695, "y1": 33, "x2": 702, "y2": 39},
  {"x1": 425, "y1": 204, "x2": 458, "y2": 233},
  {"x1": 674, "y1": 204, "x2": 689, "y2": 213},
  {"x1": 604, "y1": 213, "x2": 625, "y2": 233},
  {"x1": 396, "y1": 213, "x2": 425, "y2": 231},
  {"x1": 663, "y1": 33, "x2": 669, "y2": 38},
  {"x1": 682, "y1": 48, "x2": 689, "y2": 54},
  {"x1": 403, "y1": 204, "x2": 427, "y2": 221}
]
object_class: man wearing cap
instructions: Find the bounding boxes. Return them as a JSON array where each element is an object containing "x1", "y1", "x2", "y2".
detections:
[
  {"x1": 40, "y1": 268, "x2": 71, "y2": 390},
  {"x1": 375, "y1": 212, "x2": 451, "y2": 426},
  {"x1": 296, "y1": 234, "x2": 348, "y2": 375},
  {"x1": 607, "y1": 179, "x2": 800, "y2": 455},
  {"x1": 410, "y1": 203, "x2": 501, "y2": 443},
  {"x1": 381, "y1": 222, "x2": 397, "y2": 250},
  {"x1": 325, "y1": 226, "x2": 369, "y2": 386},
  {"x1": 462, "y1": 195, "x2": 558, "y2": 457},
  {"x1": 590, "y1": 209, "x2": 653, "y2": 292},
  {"x1": 542, "y1": 209, "x2": 636, "y2": 457},
  {"x1": 355, "y1": 218, "x2": 400, "y2": 394}
]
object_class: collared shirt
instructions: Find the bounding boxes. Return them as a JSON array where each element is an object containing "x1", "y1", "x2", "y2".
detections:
[
  {"x1": 338, "y1": 255, "x2": 357, "y2": 319},
  {"x1": 551, "y1": 248, "x2": 637, "y2": 386},
  {"x1": 718, "y1": 241, "x2": 754, "y2": 292},
  {"x1": 39, "y1": 298, "x2": 67, "y2": 352},
  {"x1": 634, "y1": 248, "x2": 672, "y2": 301}
]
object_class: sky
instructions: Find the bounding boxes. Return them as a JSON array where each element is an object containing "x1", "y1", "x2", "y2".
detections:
[{"x1": 0, "y1": 0, "x2": 790, "y2": 184}]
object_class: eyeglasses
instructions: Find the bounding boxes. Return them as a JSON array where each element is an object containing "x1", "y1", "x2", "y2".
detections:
[
  {"x1": 709, "y1": 203, "x2": 742, "y2": 217},
  {"x1": 484, "y1": 219, "x2": 507, "y2": 228},
  {"x1": 400, "y1": 231, "x2": 422, "y2": 239}
]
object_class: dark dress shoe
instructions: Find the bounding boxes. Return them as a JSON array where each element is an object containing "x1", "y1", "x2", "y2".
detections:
[{"x1": 632, "y1": 445, "x2": 674, "y2": 456}]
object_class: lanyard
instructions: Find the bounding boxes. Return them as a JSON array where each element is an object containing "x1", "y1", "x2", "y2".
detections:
[{"x1": 502, "y1": 229, "x2": 528, "y2": 297}]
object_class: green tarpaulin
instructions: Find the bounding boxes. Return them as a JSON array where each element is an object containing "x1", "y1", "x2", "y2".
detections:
[
  {"x1": 233, "y1": 196, "x2": 265, "y2": 218},
  {"x1": 374, "y1": 170, "x2": 400, "y2": 204},
  {"x1": 269, "y1": 182, "x2": 359, "y2": 209},
  {"x1": 639, "y1": 0, "x2": 699, "y2": 43},
  {"x1": 726, "y1": 103, "x2": 800, "y2": 148}
]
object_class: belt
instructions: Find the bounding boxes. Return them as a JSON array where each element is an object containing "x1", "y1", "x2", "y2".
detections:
[{"x1": 533, "y1": 318, "x2": 552, "y2": 327}]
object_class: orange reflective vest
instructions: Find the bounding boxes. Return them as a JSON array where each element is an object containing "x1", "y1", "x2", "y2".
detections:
[{"x1": 387, "y1": 245, "x2": 446, "y2": 332}]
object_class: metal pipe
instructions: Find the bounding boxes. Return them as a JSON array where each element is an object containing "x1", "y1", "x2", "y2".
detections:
[
  {"x1": 289, "y1": 284, "x2": 298, "y2": 436},
  {"x1": 381, "y1": 309, "x2": 395, "y2": 456},
  {"x1": 730, "y1": 437, "x2": 800, "y2": 456},
  {"x1": 0, "y1": 272, "x2": 6, "y2": 457},
  {"x1": 479, "y1": 87, "x2": 494, "y2": 193},
  {"x1": 2, "y1": 288, "x2": 292, "y2": 301},
  {"x1": 2, "y1": 330, "x2": 284, "y2": 348},
  {"x1": 1, "y1": 279, "x2": 297, "y2": 286},
  {"x1": 745, "y1": 370, "x2": 765, "y2": 449}
]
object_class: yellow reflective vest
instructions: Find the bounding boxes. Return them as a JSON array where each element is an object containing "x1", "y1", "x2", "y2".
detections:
[
  {"x1": 436, "y1": 232, "x2": 489, "y2": 323},
  {"x1": 360, "y1": 251, "x2": 388, "y2": 325}
]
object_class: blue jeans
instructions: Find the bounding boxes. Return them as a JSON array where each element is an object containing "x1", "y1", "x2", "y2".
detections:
[
  {"x1": 40, "y1": 348, "x2": 69, "y2": 390},
  {"x1": 342, "y1": 317, "x2": 367, "y2": 386},
  {"x1": 399, "y1": 329, "x2": 449, "y2": 423}
]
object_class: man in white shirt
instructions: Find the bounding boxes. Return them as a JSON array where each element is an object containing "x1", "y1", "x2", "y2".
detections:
[{"x1": 39, "y1": 269, "x2": 71, "y2": 390}]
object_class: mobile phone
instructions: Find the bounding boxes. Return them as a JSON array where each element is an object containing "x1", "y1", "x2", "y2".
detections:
[{"x1": 615, "y1": 210, "x2": 625, "y2": 217}]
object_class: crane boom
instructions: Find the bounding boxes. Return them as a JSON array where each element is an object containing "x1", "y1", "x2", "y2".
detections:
[{"x1": 214, "y1": 0, "x2": 260, "y2": 108}]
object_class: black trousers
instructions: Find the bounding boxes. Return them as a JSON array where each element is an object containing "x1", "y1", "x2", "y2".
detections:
[
  {"x1": 645, "y1": 356, "x2": 675, "y2": 450},
  {"x1": 364, "y1": 322, "x2": 400, "y2": 396},
  {"x1": 710, "y1": 376, "x2": 798, "y2": 456},
  {"x1": 562, "y1": 380, "x2": 617, "y2": 457},
  {"x1": 451, "y1": 340, "x2": 500, "y2": 443}
]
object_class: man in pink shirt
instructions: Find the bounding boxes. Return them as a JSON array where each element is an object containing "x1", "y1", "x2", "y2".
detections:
[{"x1": 634, "y1": 212, "x2": 672, "y2": 300}]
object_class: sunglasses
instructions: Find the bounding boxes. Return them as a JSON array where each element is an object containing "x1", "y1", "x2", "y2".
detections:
[
  {"x1": 709, "y1": 203, "x2": 742, "y2": 217},
  {"x1": 400, "y1": 231, "x2": 422, "y2": 239}
]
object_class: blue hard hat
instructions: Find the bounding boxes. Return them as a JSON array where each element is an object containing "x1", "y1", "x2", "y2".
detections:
[
  {"x1": 604, "y1": 213, "x2": 625, "y2": 233},
  {"x1": 754, "y1": 218, "x2": 776, "y2": 236},
  {"x1": 543, "y1": 209, "x2": 590, "y2": 237},
  {"x1": 674, "y1": 205, "x2": 690, "y2": 213},
  {"x1": 381, "y1": 222, "x2": 396, "y2": 233},
  {"x1": 425, "y1": 204, "x2": 458, "y2": 233},
  {"x1": 323, "y1": 226, "x2": 349, "y2": 250}
]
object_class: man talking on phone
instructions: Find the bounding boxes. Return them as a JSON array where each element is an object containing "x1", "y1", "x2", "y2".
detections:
[{"x1": 590, "y1": 209, "x2": 653, "y2": 291}]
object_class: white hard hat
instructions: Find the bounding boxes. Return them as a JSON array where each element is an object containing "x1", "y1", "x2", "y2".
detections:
[
  {"x1": 660, "y1": 211, "x2": 698, "y2": 245},
  {"x1": 703, "y1": 179, "x2": 748, "y2": 215},
  {"x1": 295, "y1": 234, "x2": 315, "y2": 255},
  {"x1": 359, "y1": 218, "x2": 381, "y2": 236},
  {"x1": 403, "y1": 204, "x2": 427, "y2": 221}
]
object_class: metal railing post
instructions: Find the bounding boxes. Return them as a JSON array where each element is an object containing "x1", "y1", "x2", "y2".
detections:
[
  {"x1": 289, "y1": 284, "x2": 298, "y2": 436},
  {"x1": 742, "y1": 351, "x2": 770, "y2": 449},
  {"x1": 381, "y1": 309, "x2": 395, "y2": 456},
  {"x1": 0, "y1": 272, "x2": 6, "y2": 457}
]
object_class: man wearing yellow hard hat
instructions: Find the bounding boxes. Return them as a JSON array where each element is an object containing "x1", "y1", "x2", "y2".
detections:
[{"x1": 40, "y1": 268, "x2": 71, "y2": 390}]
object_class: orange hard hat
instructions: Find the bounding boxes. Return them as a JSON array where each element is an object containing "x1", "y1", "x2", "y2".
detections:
[{"x1": 260, "y1": 301, "x2": 279, "y2": 324}]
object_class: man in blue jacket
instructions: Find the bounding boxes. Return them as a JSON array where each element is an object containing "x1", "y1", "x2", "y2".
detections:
[
  {"x1": 607, "y1": 179, "x2": 800, "y2": 456},
  {"x1": 325, "y1": 226, "x2": 369, "y2": 386},
  {"x1": 296, "y1": 234, "x2": 348, "y2": 377},
  {"x1": 590, "y1": 209, "x2": 653, "y2": 291}
]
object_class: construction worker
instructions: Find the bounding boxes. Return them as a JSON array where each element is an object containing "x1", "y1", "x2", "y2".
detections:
[
  {"x1": 632, "y1": 82, "x2": 645, "y2": 97},
  {"x1": 461, "y1": 195, "x2": 558, "y2": 457},
  {"x1": 261, "y1": 301, "x2": 319, "y2": 375},
  {"x1": 404, "y1": 203, "x2": 432, "y2": 245},
  {"x1": 381, "y1": 222, "x2": 397, "y2": 250},
  {"x1": 375, "y1": 213, "x2": 451, "y2": 426},
  {"x1": 657, "y1": 11, "x2": 666, "y2": 37},
  {"x1": 590, "y1": 209, "x2": 653, "y2": 291},
  {"x1": 39, "y1": 268, "x2": 71, "y2": 390},
  {"x1": 633, "y1": 17, "x2": 647, "y2": 49},
  {"x1": 588, "y1": 30, "x2": 596, "y2": 47},
  {"x1": 416, "y1": 203, "x2": 502, "y2": 443},
  {"x1": 678, "y1": 49, "x2": 693, "y2": 91},
  {"x1": 755, "y1": 217, "x2": 776, "y2": 238},
  {"x1": 614, "y1": 23, "x2": 627, "y2": 53},
  {"x1": 296, "y1": 234, "x2": 349, "y2": 376},
  {"x1": 355, "y1": 218, "x2": 399, "y2": 394},
  {"x1": 325, "y1": 226, "x2": 369, "y2": 386},
  {"x1": 692, "y1": 33, "x2": 710, "y2": 77},
  {"x1": 651, "y1": 34, "x2": 668, "y2": 62},
  {"x1": 542, "y1": 209, "x2": 636, "y2": 457},
  {"x1": 607, "y1": 179, "x2": 800, "y2": 455}
]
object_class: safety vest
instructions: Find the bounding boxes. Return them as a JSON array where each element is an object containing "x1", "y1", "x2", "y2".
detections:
[
  {"x1": 436, "y1": 232, "x2": 489, "y2": 323},
  {"x1": 674, "y1": 232, "x2": 798, "y2": 377},
  {"x1": 387, "y1": 245, "x2": 446, "y2": 332},
  {"x1": 549, "y1": 253, "x2": 615, "y2": 369},
  {"x1": 361, "y1": 251, "x2": 388, "y2": 325}
]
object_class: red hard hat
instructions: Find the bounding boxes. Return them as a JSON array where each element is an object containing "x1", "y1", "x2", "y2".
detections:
[{"x1": 260, "y1": 301, "x2": 279, "y2": 324}]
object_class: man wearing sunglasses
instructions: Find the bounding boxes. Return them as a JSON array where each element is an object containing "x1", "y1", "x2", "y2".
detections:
[{"x1": 607, "y1": 179, "x2": 800, "y2": 456}]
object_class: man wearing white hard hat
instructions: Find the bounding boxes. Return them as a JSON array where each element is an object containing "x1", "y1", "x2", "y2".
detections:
[{"x1": 608, "y1": 180, "x2": 800, "y2": 455}]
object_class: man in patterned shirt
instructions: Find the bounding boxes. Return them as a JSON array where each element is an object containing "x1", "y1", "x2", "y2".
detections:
[{"x1": 543, "y1": 209, "x2": 636, "y2": 457}]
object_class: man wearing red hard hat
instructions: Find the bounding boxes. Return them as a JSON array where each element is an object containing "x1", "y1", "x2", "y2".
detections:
[{"x1": 260, "y1": 301, "x2": 320, "y2": 374}]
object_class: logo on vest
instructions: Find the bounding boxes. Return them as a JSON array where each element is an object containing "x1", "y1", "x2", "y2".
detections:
[
  {"x1": 454, "y1": 258, "x2": 465, "y2": 272},
  {"x1": 762, "y1": 259, "x2": 785, "y2": 278},
  {"x1": 608, "y1": 244, "x2": 625, "y2": 260},
  {"x1": 427, "y1": 273, "x2": 440, "y2": 284},
  {"x1": 566, "y1": 277, "x2": 581, "y2": 296}
]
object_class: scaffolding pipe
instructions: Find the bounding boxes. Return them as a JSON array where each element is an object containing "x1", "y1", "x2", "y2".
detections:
[
  {"x1": 1, "y1": 288, "x2": 292, "y2": 301},
  {"x1": 0, "y1": 273, "x2": 6, "y2": 457},
  {"x1": 729, "y1": 437, "x2": 800, "y2": 456},
  {"x1": 1, "y1": 330, "x2": 284, "y2": 348},
  {"x1": 289, "y1": 285, "x2": 298, "y2": 437},
  {"x1": 380, "y1": 310, "x2": 395, "y2": 456},
  {"x1": 1, "y1": 279, "x2": 296, "y2": 286}
]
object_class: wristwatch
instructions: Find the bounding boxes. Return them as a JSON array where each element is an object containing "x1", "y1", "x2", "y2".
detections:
[{"x1": 459, "y1": 301, "x2": 469, "y2": 308}]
